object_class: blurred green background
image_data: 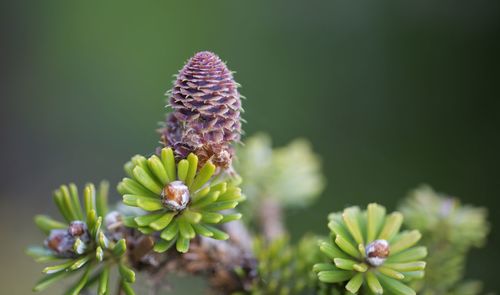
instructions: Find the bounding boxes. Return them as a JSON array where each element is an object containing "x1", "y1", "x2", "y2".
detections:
[{"x1": 1, "y1": 0, "x2": 499, "y2": 294}]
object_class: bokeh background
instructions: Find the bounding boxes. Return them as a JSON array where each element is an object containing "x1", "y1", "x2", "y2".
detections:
[{"x1": 1, "y1": 0, "x2": 499, "y2": 294}]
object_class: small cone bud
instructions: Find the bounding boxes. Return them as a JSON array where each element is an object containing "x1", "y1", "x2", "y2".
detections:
[
  {"x1": 162, "y1": 181, "x2": 190, "y2": 211},
  {"x1": 68, "y1": 221, "x2": 86, "y2": 237},
  {"x1": 365, "y1": 239, "x2": 390, "y2": 266},
  {"x1": 45, "y1": 229, "x2": 76, "y2": 258},
  {"x1": 68, "y1": 220, "x2": 90, "y2": 243}
]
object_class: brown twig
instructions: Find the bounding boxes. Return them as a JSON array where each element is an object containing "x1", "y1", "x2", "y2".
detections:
[{"x1": 124, "y1": 219, "x2": 257, "y2": 295}]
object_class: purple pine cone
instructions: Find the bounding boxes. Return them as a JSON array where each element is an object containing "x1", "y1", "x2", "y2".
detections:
[{"x1": 160, "y1": 51, "x2": 242, "y2": 168}]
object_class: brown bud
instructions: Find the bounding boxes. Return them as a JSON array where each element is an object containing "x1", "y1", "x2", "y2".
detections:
[
  {"x1": 45, "y1": 229, "x2": 76, "y2": 258},
  {"x1": 162, "y1": 181, "x2": 190, "y2": 211},
  {"x1": 68, "y1": 221, "x2": 87, "y2": 237},
  {"x1": 68, "y1": 220, "x2": 90, "y2": 243},
  {"x1": 365, "y1": 239, "x2": 390, "y2": 266}
]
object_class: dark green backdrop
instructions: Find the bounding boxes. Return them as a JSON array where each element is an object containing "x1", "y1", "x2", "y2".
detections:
[{"x1": 1, "y1": 1, "x2": 499, "y2": 293}]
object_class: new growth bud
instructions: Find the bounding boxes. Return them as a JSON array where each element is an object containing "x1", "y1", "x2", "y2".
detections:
[
  {"x1": 45, "y1": 221, "x2": 91, "y2": 258},
  {"x1": 45, "y1": 229, "x2": 75, "y2": 257},
  {"x1": 365, "y1": 239, "x2": 390, "y2": 266},
  {"x1": 68, "y1": 221, "x2": 89, "y2": 243},
  {"x1": 162, "y1": 181, "x2": 190, "y2": 211}
]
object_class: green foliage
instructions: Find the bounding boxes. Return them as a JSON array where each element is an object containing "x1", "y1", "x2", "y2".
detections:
[
  {"x1": 399, "y1": 185, "x2": 489, "y2": 295},
  {"x1": 314, "y1": 203, "x2": 426, "y2": 295},
  {"x1": 248, "y1": 235, "x2": 321, "y2": 295},
  {"x1": 117, "y1": 147, "x2": 245, "y2": 253},
  {"x1": 236, "y1": 133, "x2": 325, "y2": 208},
  {"x1": 27, "y1": 182, "x2": 135, "y2": 295},
  {"x1": 24, "y1": 50, "x2": 493, "y2": 295}
]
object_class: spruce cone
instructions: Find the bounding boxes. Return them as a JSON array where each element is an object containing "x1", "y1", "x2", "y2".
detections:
[{"x1": 161, "y1": 51, "x2": 242, "y2": 168}]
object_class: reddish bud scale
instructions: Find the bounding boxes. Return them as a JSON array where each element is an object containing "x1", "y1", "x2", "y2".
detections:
[
  {"x1": 365, "y1": 239, "x2": 390, "y2": 266},
  {"x1": 45, "y1": 221, "x2": 91, "y2": 258},
  {"x1": 162, "y1": 181, "x2": 190, "y2": 211},
  {"x1": 68, "y1": 221, "x2": 87, "y2": 237},
  {"x1": 161, "y1": 51, "x2": 242, "y2": 168},
  {"x1": 45, "y1": 229, "x2": 77, "y2": 258}
]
